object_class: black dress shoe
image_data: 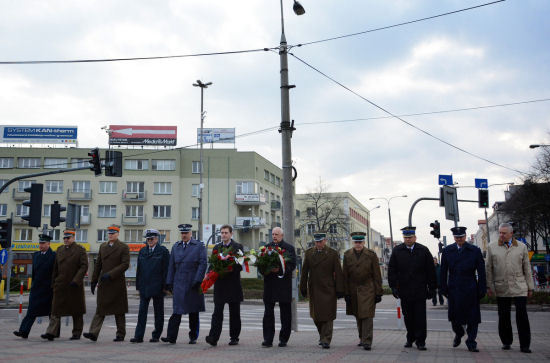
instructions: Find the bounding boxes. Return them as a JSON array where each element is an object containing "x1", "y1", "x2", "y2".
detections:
[
  {"x1": 113, "y1": 336, "x2": 124, "y2": 342},
  {"x1": 262, "y1": 341, "x2": 273, "y2": 347},
  {"x1": 205, "y1": 336, "x2": 217, "y2": 346},
  {"x1": 83, "y1": 333, "x2": 97, "y2": 342},
  {"x1": 278, "y1": 342, "x2": 287, "y2": 347},
  {"x1": 228, "y1": 339, "x2": 239, "y2": 346},
  {"x1": 417, "y1": 344, "x2": 427, "y2": 351},
  {"x1": 189, "y1": 339, "x2": 197, "y2": 344},
  {"x1": 468, "y1": 346, "x2": 479, "y2": 352},
  {"x1": 453, "y1": 335, "x2": 461, "y2": 347},
  {"x1": 321, "y1": 343, "x2": 330, "y2": 349},
  {"x1": 404, "y1": 341, "x2": 413, "y2": 348},
  {"x1": 502, "y1": 344, "x2": 511, "y2": 350},
  {"x1": 41, "y1": 333, "x2": 55, "y2": 341},
  {"x1": 357, "y1": 342, "x2": 364, "y2": 347},
  {"x1": 70, "y1": 335, "x2": 80, "y2": 340},
  {"x1": 161, "y1": 337, "x2": 176, "y2": 344},
  {"x1": 150, "y1": 337, "x2": 159, "y2": 343},
  {"x1": 130, "y1": 338, "x2": 143, "y2": 343},
  {"x1": 520, "y1": 348, "x2": 532, "y2": 353},
  {"x1": 363, "y1": 344, "x2": 371, "y2": 351},
  {"x1": 13, "y1": 331, "x2": 28, "y2": 339}
]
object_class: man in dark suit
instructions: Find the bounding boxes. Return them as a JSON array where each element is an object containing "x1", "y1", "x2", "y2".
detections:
[
  {"x1": 13, "y1": 234, "x2": 56, "y2": 339},
  {"x1": 205, "y1": 224, "x2": 244, "y2": 346},
  {"x1": 440, "y1": 226, "x2": 486, "y2": 352},
  {"x1": 131, "y1": 229, "x2": 170, "y2": 343},
  {"x1": 388, "y1": 226, "x2": 436, "y2": 351},
  {"x1": 261, "y1": 227, "x2": 296, "y2": 348},
  {"x1": 161, "y1": 224, "x2": 207, "y2": 344}
]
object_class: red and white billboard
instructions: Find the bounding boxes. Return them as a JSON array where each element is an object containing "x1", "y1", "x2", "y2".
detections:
[{"x1": 109, "y1": 125, "x2": 177, "y2": 146}]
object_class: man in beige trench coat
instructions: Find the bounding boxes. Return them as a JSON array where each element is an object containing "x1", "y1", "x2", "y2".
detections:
[{"x1": 343, "y1": 231, "x2": 383, "y2": 351}]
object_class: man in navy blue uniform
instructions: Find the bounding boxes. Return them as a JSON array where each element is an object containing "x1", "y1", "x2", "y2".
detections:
[
  {"x1": 161, "y1": 223, "x2": 207, "y2": 344},
  {"x1": 131, "y1": 229, "x2": 170, "y2": 343},
  {"x1": 13, "y1": 234, "x2": 56, "y2": 339},
  {"x1": 205, "y1": 224, "x2": 244, "y2": 346},
  {"x1": 441, "y1": 226, "x2": 486, "y2": 352},
  {"x1": 261, "y1": 226, "x2": 296, "y2": 348}
]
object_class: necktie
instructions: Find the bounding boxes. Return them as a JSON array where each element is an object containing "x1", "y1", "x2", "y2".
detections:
[
  {"x1": 183, "y1": 243, "x2": 187, "y2": 249},
  {"x1": 409, "y1": 247, "x2": 413, "y2": 254}
]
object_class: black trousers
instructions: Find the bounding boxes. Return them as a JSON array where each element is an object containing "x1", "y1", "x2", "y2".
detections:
[
  {"x1": 432, "y1": 289, "x2": 445, "y2": 305},
  {"x1": 497, "y1": 296, "x2": 531, "y2": 349},
  {"x1": 134, "y1": 294, "x2": 164, "y2": 340},
  {"x1": 451, "y1": 321, "x2": 479, "y2": 349},
  {"x1": 401, "y1": 298, "x2": 427, "y2": 346},
  {"x1": 207, "y1": 301, "x2": 241, "y2": 342},
  {"x1": 263, "y1": 301, "x2": 292, "y2": 344},
  {"x1": 166, "y1": 312, "x2": 199, "y2": 342}
]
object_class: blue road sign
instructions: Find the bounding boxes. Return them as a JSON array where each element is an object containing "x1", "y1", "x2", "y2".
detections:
[
  {"x1": 0, "y1": 249, "x2": 7, "y2": 265},
  {"x1": 438, "y1": 174, "x2": 453, "y2": 186},
  {"x1": 546, "y1": 255, "x2": 550, "y2": 262},
  {"x1": 517, "y1": 237, "x2": 527, "y2": 245},
  {"x1": 475, "y1": 178, "x2": 488, "y2": 189}
]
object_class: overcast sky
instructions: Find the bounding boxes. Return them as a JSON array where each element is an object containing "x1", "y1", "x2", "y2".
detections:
[{"x1": 1, "y1": 0, "x2": 549, "y2": 255}]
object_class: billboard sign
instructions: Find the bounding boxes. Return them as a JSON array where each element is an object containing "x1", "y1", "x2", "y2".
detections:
[
  {"x1": 109, "y1": 125, "x2": 177, "y2": 146},
  {"x1": 1, "y1": 125, "x2": 77, "y2": 144},
  {"x1": 197, "y1": 128, "x2": 235, "y2": 144}
]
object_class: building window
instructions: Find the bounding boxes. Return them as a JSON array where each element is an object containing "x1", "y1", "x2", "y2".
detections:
[
  {"x1": 125, "y1": 205, "x2": 144, "y2": 217},
  {"x1": 296, "y1": 209, "x2": 300, "y2": 217},
  {"x1": 97, "y1": 229, "x2": 108, "y2": 242},
  {"x1": 276, "y1": 177, "x2": 281, "y2": 187},
  {"x1": 236, "y1": 181, "x2": 257, "y2": 194},
  {"x1": 18, "y1": 157, "x2": 41, "y2": 169},
  {"x1": 307, "y1": 223, "x2": 315, "y2": 235},
  {"x1": 152, "y1": 159, "x2": 176, "y2": 171},
  {"x1": 45, "y1": 180, "x2": 63, "y2": 193},
  {"x1": 98, "y1": 205, "x2": 116, "y2": 218},
  {"x1": 191, "y1": 184, "x2": 200, "y2": 197},
  {"x1": 44, "y1": 158, "x2": 68, "y2": 169},
  {"x1": 0, "y1": 180, "x2": 7, "y2": 194},
  {"x1": 329, "y1": 224, "x2": 337, "y2": 234},
  {"x1": 72, "y1": 180, "x2": 90, "y2": 192},
  {"x1": 124, "y1": 159, "x2": 149, "y2": 170},
  {"x1": 270, "y1": 173, "x2": 275, "y2": 184},
  {"x1": 294, "y1": 229, "x2": 301, "y2": 237},
  {"x1": 43, "y1": 204, "x2": 51, "y2": 217},
  {"x1": 0, "y1": 204, "x2": 7, "y2": 216},
  {"x1": 126, "y1": 181, "x2": 144, "y2": 194},
  {"x1": 306, "y1": 207, "x2": 315, "y2": 217},
  {"x1": 99, "y1": 181, "x2": 117, "y2": 194},
  {"x1": 192, "y1": 231, "x2": 198, "y2": 240},
  {"x1": 125, "y1": 229, "x2": 144, "y2": 243},
  {"x1": 153, "y1": 205, "x2": 171, "y2": 218},
  {"x1": 154, "y1": 182, "x2": 172, "y2": 195},
  {"x1": 159, "y1": 230, "x2": 171, "y2": 243},
  {"x1": 16, "y1": 204, "x2": 29, "y2": 217},
  {"x1": 18, "y1": 180, "x2": 34, "y2": 192},
  {"x1": 49, "y1": 229, "x2": 61, "y2": 242},
  {"x1": 15, "y1": 229, "x2": 33, "y2": 241},
  {"x1": 70, "y1": 158, "x2": 89, "y2": 168},
  {"x1": 264, "y1": 170, "x2": 270, "y2": 181},
  {"x1": 75, "y1": 229, "x2": 88, "y2": 242},
  {"x1": 191, "y1": 207, "x2": 199, "y2": 220},
  {"x1": 192, "y1": 161, "x2": 202, "y2": 174},
  {"x1": 0, "y1": 157, "x2": 14, "y2": 168}
]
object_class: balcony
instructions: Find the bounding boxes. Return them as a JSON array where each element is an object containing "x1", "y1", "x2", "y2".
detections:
[
  {"x1": 122, "y1": 190, "x2": 147, "y2": 202},
  {"x1": 235, "y1": 216, "x2": 266, "y2": 229},
  {"x1": 80, "y1": 214, "x2": 92, "y2": 225},
  {"x1": 12, "y1": 189, "x2": 28, "y2": 201},
  {"x1": 234, "y1": 193, "x2": 266, "y2": 206},
  {"x1": 67, "y1": 189, "x2": 92, "y2": 201},
  {"x1": 121, "y1": 214, "x2": 146, "y2": 226},
  {"x1": 270, "y1": 200, "x2": 281, "y2": 211}
]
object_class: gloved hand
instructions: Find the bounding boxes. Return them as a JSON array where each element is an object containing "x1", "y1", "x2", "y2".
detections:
[
  {"x1": 427, "y1": 289, "x2": 436, "y2": 300},
  {"x1": 100, "y1": 273, "x2": 110, "y2": 282},
  {"x1": 391, "y1": 288, "x2": 399, "y2": 299},
  {"x1": 344, "y1": 295, "x2": 351, "y2": 305},
  {"x1": 164, "y1": 284, "x2": 173, "y2": 293},
  {"x1": 69, "y1": 281, "x2": 78, "y2": 288},
  {"x1": 375, "y1": 295, "x2": 382, "y2": 304},
  {"x1": 91, "y1": 282, "x2": 97, "y2": 295},
  {"x1": 192, "y1": 281, "x2": 201, "y2": 291},
  {"x1": 336, "y1": 292, "x2": 345, "y2": 299}
]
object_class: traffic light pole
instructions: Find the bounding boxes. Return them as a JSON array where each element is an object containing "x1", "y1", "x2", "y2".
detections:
[
  {"x1": 407, "y1": 197, "x2": 478, "y2": 226},
  {"x1": 0, "y1": 166, "x2": 91, "y2": 195},
  {"x1": 3, "y1": 213, "x2": 14, "y2": 306}
]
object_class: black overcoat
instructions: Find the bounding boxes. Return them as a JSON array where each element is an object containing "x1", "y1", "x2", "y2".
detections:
[
  {"x1": 136, "y1": 244, "x2": 170, "y2": 298},
  {"x1": 388, "y1": 242, "x2": 436, "y2": 300},
  {"x1": 211, "y1": 240, "x2": 244, "y2": 304},
  {"x1": 262, "y1": 240, "x2": 296, "y2": 303},
  {"x1": 27, "y1": 248, "x2": 56, "y2": 317}
]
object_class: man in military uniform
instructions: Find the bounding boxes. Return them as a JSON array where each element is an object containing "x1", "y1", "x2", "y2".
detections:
[
  {"x1": 299, "y1": 232, "x2": 344, "y2": 349},
  {"x1": 161, "y1": 224, "x2": 207, "y2": 344},
  {"x1": 261, "y1": 227, "x2": 296, "y2": 348},
  {"x1": 388, "y1": 226, "x2": 436, "y2": 351},
  {"x1": 41, "y1": 229, "x2": 88, "y2": 341},
  {"x1": 205, "y1": 224, "x2": 244, "y2": 346},
  {"x1": 84, "y1": 225, "x2": 130, "y2": 342},
  {"x1": 440, "y1": 226, "x2": 486, "y2": 352},
  {"x1": 14, "y1": 233, "x2": 56, "y2": 339},
  {"x1": 131, "y1": 229, "x2": 170, "y2": 343},
  {"x1": 343, "y1": 231, "x2": 383, "y2": 351}
]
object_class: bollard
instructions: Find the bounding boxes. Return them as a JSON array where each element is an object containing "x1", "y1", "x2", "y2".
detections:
[
  {"x1": 396, "y1": 298, "x2": 403, "y2": 330},
  {"x1": 27, "y1": 277, "x2": 32, "y2": 290},
  {"x1": 18, "y1": 281, "x2": 23, "y2": 324},
  {"x1": 0, "y1": 280, "x2": 4, "y2": 300}
]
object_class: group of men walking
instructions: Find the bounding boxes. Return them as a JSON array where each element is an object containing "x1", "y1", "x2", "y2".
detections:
[{"x1": 12, "y1": 220, "x2": 534, "y2": 354}]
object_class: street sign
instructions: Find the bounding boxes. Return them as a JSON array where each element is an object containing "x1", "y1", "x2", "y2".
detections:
[
  {"x1": 442, "y1": 185, "x2": 459, "y2": 222},
  {"x1": 438, "y1": 174, "x2": 453, "y2": 186},
  {"x1": 0, "y1": 249, "x2": 7, "y2": 265},
  {"x1": 517, "y1": 237, "x2": 527, "y2": 245},
  {"x1": 475, "y1": 178, "x2": 488, "y2": 189},
  {"x1": 197, "y1": 128, "x2": 235, "y2": 144}
]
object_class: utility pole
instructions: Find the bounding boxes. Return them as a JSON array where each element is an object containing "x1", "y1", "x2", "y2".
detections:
[{"x1": 193, "y1": 80, "x2": 212, "y2": 242}]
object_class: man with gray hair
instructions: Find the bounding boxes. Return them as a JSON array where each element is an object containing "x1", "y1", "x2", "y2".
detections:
[{"x1": 486, "y1": 223, "x2": 534, "y2": 353}]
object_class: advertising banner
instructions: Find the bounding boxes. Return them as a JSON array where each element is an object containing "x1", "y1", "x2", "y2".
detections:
[
  {"x1": 1, "y1": 125, "x2": 77, "y2": 144},
  {"x1": 197, "y1": 128, "x2": 235, "y2": 144},
  {"x1": 109, "y1": 125, "x2": 177, "y2": 146}
]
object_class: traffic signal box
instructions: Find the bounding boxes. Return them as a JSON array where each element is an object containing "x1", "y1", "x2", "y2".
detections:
[
  {"x1": 0, "y1": 218, "x2": 12, "y2": 249},
  {"x1": 88, "y1": 148, "x2": 102, "y2": 176},
  {"x1": 478, "y1": 189, "x2": 489, "y2": 208},
  {"x1": 430, "y1": 220, "x2": 441, "y2": 239},
  {"x1": 50, "y1": 201, "x2": 66, "y2": 228},
  {"x1": 22, "y1": 183, "x2": 43, "y2": 227}
]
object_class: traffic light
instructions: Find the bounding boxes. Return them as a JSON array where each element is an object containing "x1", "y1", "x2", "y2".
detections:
[
  {"x1": 50, "y1": 201, "x2": 66, "y2": 228},
  {"x1": 104, "y1": 150, "x2": 123, "y2": 177},
  {"x1": 0, "y1": 218, "x2": 12, "y2": 249},
  {"x1": 22, "y1": 183, "x2": 43, "y2": 227},
  {"x1": 430, "y1": 220, "x2": 441, "y2": 239},
  {"x1": 88, "y1": 148, "x2": 102, "y2": 176},
  {"x1": 478, "y1": 189, "x2": 489, "y2": 208},
  {"x1": 439, "y1": 187, "x2": 445, "y2": 207}
]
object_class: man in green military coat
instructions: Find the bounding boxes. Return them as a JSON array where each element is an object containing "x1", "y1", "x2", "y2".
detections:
[
  {"x1": 299, "y1": 232, "x2": 344, "y2": 349},
  {"x1": 41, "y1": 229, "x2": 88, "y2": 341},
  {"x1": 343, "y1": 231, "x2": 383, "y2": 350},
  {"x1": 84, "y1": 225, "x2": 130, "y2": 342}
]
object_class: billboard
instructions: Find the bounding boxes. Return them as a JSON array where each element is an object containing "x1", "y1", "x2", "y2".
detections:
[
  {"x1": 1, "y1": 125, "x2": 77, "y2": 144},
  {"x1": 109, "y1": 125, "x2": 177, "y2": 146},
  {"x1": 197, "y1": 128, "x2": 235, "y2": 144}
]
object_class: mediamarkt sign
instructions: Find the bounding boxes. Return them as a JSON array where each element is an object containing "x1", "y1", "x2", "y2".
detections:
[{"x1": 109, "y1": 125, "x2": 177, "y2": 146}]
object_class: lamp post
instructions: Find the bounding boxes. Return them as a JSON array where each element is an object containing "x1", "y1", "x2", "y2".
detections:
[
  {"x1": 279, "y1": 0, "x2": 305, "y2": 332},
  {"x1": 193, "y1": 80, "x2": 212, "y2": 242},
  {"x1": 366, "y1": 205, "x2": 380, "y2": 249},
  {"x1": 370, "y1": 195, "x2": 407, "y2": 250}
]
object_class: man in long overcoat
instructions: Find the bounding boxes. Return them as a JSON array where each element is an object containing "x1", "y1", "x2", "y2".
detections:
[
  {"x1": 161, "y1": 223, "x2": 207, "y2": 344},
  {"x1": 299, "y1": 232, "x2": 344, "y2": 349},
  {"x1": 261, "y1": 226, "x2": 296, "y2": 348},
  {"x1": 388, "y1": 226, "x2": 436, "y2": 351},
  {"x1": 343, "y1": 231, "x2": 383, "y2": 351},
  {"x1": 84, "y1": 224, "x2": 129, "y2": 342},
  {"x1": 440, "y1": 226, "x2": 486, "y2": 352},
  {"x1": 131, "y1": 229, "x2": 170, "y2": 343},
  {"x1": 14, "y1": 234, "x2": 56, "y2": 339},
  {"x1": 41, "y1": 229, "x2": 88, "y2": 341},
  {"x1": 205, "y1": 224, "x2": 244, "y2": 346}
]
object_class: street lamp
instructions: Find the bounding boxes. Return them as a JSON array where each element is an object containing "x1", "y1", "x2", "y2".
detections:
[
  {"x1": 193, "y1": 80, "x2": 212, "y2": 242},
  {"x1": 366, "y1": 205, "x2": 380, "y2": 249},
  {"x1": 369, "y1": 195, "x2": 407, "y2": 250},
  {"x1": 279, "y1": 0, "x2": 305, "y2": 333}
]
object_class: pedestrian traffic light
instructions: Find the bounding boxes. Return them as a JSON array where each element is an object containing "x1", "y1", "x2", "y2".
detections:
[
  {"x1": 50, "y1": 201, "x2": 66, "y2": 228},
  {"x1": 88, "y1": 148, "x2": 102, "y2": 176},
  {"x1": 430, "y1": 220, "x2": 441, "y2": 239},
  {"x1": 104, "y1": 150, "x2": 123, "y2": 177},
  {"x1": 22, "y1": 183, "x2": 43, "y2": 227},
  {"x1": 478, "y1": 189, "x2": 489, "y2": 208},
  {"x1": 0, "y1": 218, "x2": 12, "y2": 249}
]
